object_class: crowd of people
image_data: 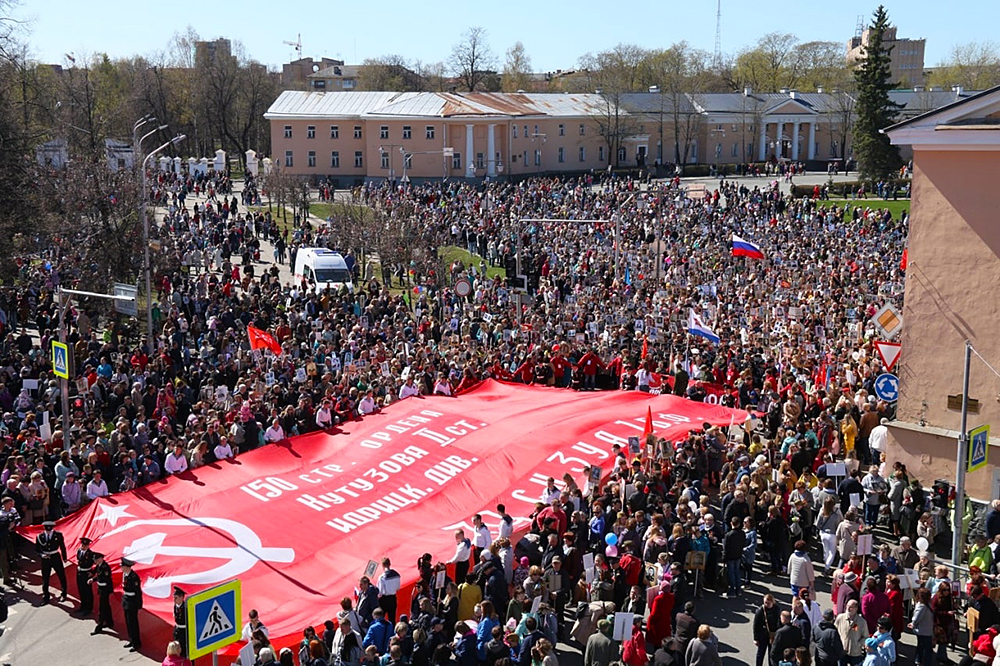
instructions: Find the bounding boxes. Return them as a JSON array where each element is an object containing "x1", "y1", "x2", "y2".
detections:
[{"x1": 3, "y1": 165, "x2": 993, "y2": 666}]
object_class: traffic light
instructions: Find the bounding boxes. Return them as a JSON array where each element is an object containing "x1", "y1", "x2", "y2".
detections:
[{"x1": 504, "y1": 255, "x2": 517, "y2": 287}]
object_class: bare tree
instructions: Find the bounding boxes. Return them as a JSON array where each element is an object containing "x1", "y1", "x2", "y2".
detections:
[
  {"x1": 928, "y1": 41, "x2": 1000, "y2": 90},
  {"x1": 580, "y1": 45, "x2": 647, "y2": 168},
  {"x1": 501, "y1": 41, "x2": 532, "y2": 92},
  {"x1": 359, "y1": 55, "x2": 423, "y2": 91},
  {"x1": 449, "y1": 27, "x2": 498, "y2": 92}
]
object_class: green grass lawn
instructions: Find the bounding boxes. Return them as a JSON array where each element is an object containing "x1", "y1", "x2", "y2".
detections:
[
  {"x1": 438, "y1": 246, "x2": 507, "y2": 279},
  {"x1": 817, "y1": 197, "x2": 910, "y2": 218}
]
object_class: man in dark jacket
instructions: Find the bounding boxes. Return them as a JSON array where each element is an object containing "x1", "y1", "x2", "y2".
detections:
[
  {"x1": 723, "y1": 517, "x2": 747, "y2": 597},
  {"x1": 769, "y1": 610, "x2": 804, "y2": 666},
  {"x1": 811, "y1": 608, "x2": 845, "y2": 666},
  {"x1": 753, "y1": 594, "x2": 780, "y2": 666},
  {"x1": 672, "y1": 601, "x2": 699, "y2": 663}
]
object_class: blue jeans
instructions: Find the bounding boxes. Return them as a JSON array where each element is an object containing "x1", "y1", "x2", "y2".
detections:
[
  {"x1": 864, "y1": 502, "x2": 879, "y2": 526},
  {"x1": 726, "y1": 559, "x2": 741, "y2": 595}
]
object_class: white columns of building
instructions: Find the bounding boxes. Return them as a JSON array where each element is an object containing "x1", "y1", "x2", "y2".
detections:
[
  {"x1": 759, "y1": 121, "x2": 767, "y2": 161},
  {"x1": 807, "y1": 123, "x2": 816, "y2": 160},
  {"x1": 465, "y1": 124, "x2": 475, "y2": 178},
  {"x1": 773, "y1": 122, "x2": 782, "y2": 157},
  {"x1": 487, "y1": 124, "x2": 496, "y2": 177},
  {"x1": 791, "y1": 121, "x2": 800, "y2": 160}
]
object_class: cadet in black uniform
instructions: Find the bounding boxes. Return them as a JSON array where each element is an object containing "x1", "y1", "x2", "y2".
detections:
[
  {"x1": 121, "y1": 557, "x2": 143, "y2": 651},
  {"x1": 74, "y1": 536, "x2": 95, "y2": 616},
  {"x1": 89, "y1": 552, "x2": 114, "y2": 633},
  {"x1": 172, "y1": 586, "x2": 188, "y2": 656},
  {"x1": 36, "y1": 520, "x2": 68, "y2": 603}
]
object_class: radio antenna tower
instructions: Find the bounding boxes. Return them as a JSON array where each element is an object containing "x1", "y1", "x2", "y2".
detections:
[{"x1": 713, "y1": 0, "x2": 723, "y2": 72}]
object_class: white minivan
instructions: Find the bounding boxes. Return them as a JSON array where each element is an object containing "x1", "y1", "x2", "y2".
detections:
[{"x1": 293, "y1": 247, "x2": 354, "y2": 294}]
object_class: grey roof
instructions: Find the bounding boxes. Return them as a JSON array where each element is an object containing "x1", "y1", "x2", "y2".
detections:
[
  {"x1": 265, "y1": 89, "x2": 986, "y2": 122},
  {"x1": 267, "y1": 91, "x2": 607, "y2": 120},
  {"x1": 885, "y1": 84, "x2": 1000, "y2": 131},
  {"x1": 264, "y1": 91, "x2": 401, "y2": 119}
]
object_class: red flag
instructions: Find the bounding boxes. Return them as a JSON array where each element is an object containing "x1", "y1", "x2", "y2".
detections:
[
  {"x1": 900, "y1": 248, "x2": 908, "y2": 271},
  {"x1": 643, "y1": 406, "x2": 654, "y2": 439},
  {"x1": 641, "y1": 336, "x2": 648, "y2": 360},
  {"x1": 247, "y1": 325, "x2": 282, "y2": 355}
]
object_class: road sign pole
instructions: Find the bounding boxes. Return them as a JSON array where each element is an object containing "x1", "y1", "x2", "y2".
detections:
[
  {"x1": 57, "y1": 288, "x2": 71, "y2": 452},
  {"x1": 952, "y1": 340, "x2": 972, "y2": 576},
  {"x1": 213, "y1": 650, "x2": 219, "y2": 666}
]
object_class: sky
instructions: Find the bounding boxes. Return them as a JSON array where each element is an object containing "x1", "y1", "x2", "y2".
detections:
[{"x1": 14, "y1": 0, "x2": 1000, "y2": 72}]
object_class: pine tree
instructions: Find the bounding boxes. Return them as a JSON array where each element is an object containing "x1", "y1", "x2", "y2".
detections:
[{"x1": 852, "y1": 5, "x2": 904, "y2": 182}]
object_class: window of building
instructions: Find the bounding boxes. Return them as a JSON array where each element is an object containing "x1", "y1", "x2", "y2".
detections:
[
  {"x1": 716, "y1": 143, "x2": 723, "y2": 158},
  {"x1": 330, "y1": 125, "x2": 339, "y2": 139},
  {"x1": 599, "y1": 146, "x2": 605, "y2": 162},
  {"x1": 657, "y1": 142, "x2": 663, "y2": 161},
  {"x1": 402, "y1": 126, "x2": 412, "y2": 139},
  {"x1": 475, "y1": 152, "x2": 484, "y2": 169},
  {"x1": 533, "y1": 124, "x2": 538, "y2": 136},
  {"x1": 523, "y1": 151, "x2": 528, "y2": 166},
  {"x1": 425, "y1": 126, "x2": 435, "y2": 140},
  {"x1": 307, "y1": 126, "x2": 315, "y2": 139},
  {"x1": 381, "y1": 153, "x2": 389, "y2": 169},
  {"x1": 331, "y1": 151, "x2": 340, "y2": 168},
  {"x1": 691, "y1": 142, "x2": 698, "y2": 161},
  {"x1": 513, "y1": 125, "x2": 518, "y2": 138},
  {"x1": 639, "y1": 125, "x2": 644, "y2": 134},
  {"x1": 342, "y1": 79, "x2": 355, "y2": 89},
  {"x1": 380, "y1": 126, "x2": 389, "y2": 139},
  {"x1": 558, "y1": 147, "x2": 565, "y2": 163},
  {"x1": 495, "y1": 152, "x2": 501, "y2": 169},
  {"x1": 284, "y1": 126, "x2": 292, "y2": 139},
  {"x1": 732, "y1": 124, "x2": 738, "y2": 132},
  {"x1": 308, "y1": 150, "x2": 316, "y2": 167},
  {"x1": 452, "y1": 152, "x2": 461, "y2": 170},
  {"x1": 284, "y1": 150, "x2": 293, "y2": 167},
  {"x1": 579, "y1": 146, "x2": 586, "y2": 162},
  {"x1": 579, "y1": 123, "x2": 585, "y2": 136},
  {"x1": 534, "y1": 150, "x2": 541, "y2": 166},
  {"x1": 617, "y1": 147, "x2": 626, "y2": 163},
  {"x1": 524, "y1": 125, "x2": 528, "y2": 138},
  {"x1": 312, "y1": 80, "x2": 326, "y2": 89},
  {"x1": 747, "y1": 143, "x2": 753, "y2": 157},
  {"x1": 354, "y1": 151, "x2": 363, "y2": 168},
  {"x1": 354, "y1": 126, "x2": 362, "y2": 139},
  {"x1": 731, "y1": 143, "x2": 738, "y2": 157},
  {"x1": 558, "y1": 124, "x2": 565, "y2": 136},
  {"x1": 830, "y1": 140, "x2": 839, "y2": 156}
]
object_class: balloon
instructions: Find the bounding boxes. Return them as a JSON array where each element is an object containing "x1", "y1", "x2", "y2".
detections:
[
  {"x1": 605, "y1": 545, "x2": 618, "y2": 558},
  {"x1": 605, "y1": 533, "x2": 618, "y2": 546},
  {"x1": 916, "y1": 537, "x2": 930, "y2": 552}
]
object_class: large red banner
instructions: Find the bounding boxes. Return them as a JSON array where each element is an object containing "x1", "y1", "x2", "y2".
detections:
[{"x1": 22, "y1": 381, "x2": 746, "y2": 643}]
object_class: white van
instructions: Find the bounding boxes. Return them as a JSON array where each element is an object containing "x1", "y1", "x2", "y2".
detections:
[{"x1": 293, "y1": 247, "x2": 354, "y2": 294}]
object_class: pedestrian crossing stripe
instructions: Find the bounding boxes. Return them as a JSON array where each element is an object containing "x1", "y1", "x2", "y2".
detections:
[{"x1": 198, "y1": 599, "x2": 234, "y2": 643}]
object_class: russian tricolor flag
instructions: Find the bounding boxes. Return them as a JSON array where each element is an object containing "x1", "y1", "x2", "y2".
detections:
[{"x1": 732, "y1": 233, "x2": 765, "y2": 259}]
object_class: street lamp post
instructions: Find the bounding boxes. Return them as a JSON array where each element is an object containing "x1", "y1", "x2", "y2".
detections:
[
  {"x1": 57, "y1": 287, "x2": 135, "y2": 450},
  {"x1": 141, "y1": 134, "x2": 186, "y2": 353}
]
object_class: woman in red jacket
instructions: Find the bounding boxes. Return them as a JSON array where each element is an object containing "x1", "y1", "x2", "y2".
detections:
[{"x1": 645, "y1": 581, "x2": 675, "y2": 648}]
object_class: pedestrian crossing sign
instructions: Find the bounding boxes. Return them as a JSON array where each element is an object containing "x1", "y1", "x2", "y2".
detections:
[
  {"x1": 187, "y1": 579, "x2": 241, "y2": 659},
  {"x1": 968, "y1": 424, "x2": 990, "y2": 473},
  {"x1": 52, "y1": 341, "x2": 70, "y2": 379}
]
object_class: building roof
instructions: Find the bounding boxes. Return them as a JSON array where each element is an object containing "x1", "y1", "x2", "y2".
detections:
[
  {"x1": 265, "y1": 91, "x2": 401, "y2": 119},
  {"x1": 885, "y1": 85, "x2": 1000, "y2": 132},
  {"x1": 265, "y1": 89, "x2": 987, "y2": 123},
  {"x1": 266, "y1": 91, "x2": 606, "y2": 120}
]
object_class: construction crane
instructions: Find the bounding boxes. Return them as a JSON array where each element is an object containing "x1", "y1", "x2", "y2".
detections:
[{"x1": 283, "y1": 34, "x2": 302, "y2": 60}]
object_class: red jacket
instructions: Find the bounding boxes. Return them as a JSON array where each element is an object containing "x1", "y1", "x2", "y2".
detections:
[
  {"x1": 646, "y1": 588, "x2": 674, "y2": 645},
  {"x1": 577, "y1": 352, "x2": 604, "y2": 376}
]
